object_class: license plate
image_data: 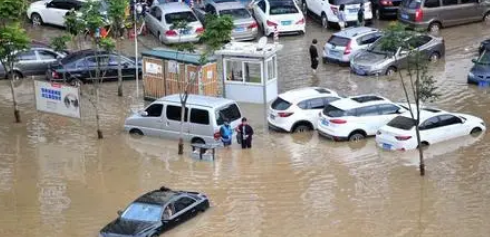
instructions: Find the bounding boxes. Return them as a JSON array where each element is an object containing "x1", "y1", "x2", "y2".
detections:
[
  {"x1": 281, "y1": 21, "x2": 291, "y2": 25},
  {"x1": 183, "y1": 30, "x2": 190, "y2": 35},
  {"x1": 322, "y1": 119, "x2": 329, "y2": 126},
  {"x1": 401, "y1": 13, "x2": 409, "y2": 20},
  {"x1": 382, "y1": 143, "x2": 392, "y2": 150},
  {"x1": 235, "y1": 27, "x2": 245, "y2": 32},
  {"x1": 270, "y1": 114, "x2": 275, "y2": 120}
]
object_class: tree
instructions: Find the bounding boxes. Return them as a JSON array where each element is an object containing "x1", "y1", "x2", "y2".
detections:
[
  {"x1": 64, "y1": 9, "x2": 86, "y2": 50},
  {"x1": 378, "y1": 22, "x2": 439, "y2": 176},
  {"x1": 0, "y1": 0, "x2": 30, "y2": 123},
  {"x1": 107, "y1": 0, "x2": 129, "y2": 97},
  {"x1": 50, "y1": 35, "x2": 71, "y2": 82}
]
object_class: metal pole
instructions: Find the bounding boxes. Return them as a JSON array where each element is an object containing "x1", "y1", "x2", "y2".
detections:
[
  {"x1": 262, "y1": 58, "x2": 267, "y2": 131},
  {"x1": 134, "y1": 0, "x2": 139, "y2": 100}
]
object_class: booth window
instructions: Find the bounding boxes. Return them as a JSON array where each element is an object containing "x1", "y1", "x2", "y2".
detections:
[
  {"x1": 266, "y1": 57, "x2": 276, "y2": 81},
  {"x1": 244, "y1": 62, "x2": 261, "y2": 83},
  {"x1": 226, "y1": 60, "x2": 243, "y2": 82}
]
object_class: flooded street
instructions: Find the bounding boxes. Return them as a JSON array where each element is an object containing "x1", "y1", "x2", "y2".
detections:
[{"x1": 1, "y1": 19, "x2": 490, "y2": 237}]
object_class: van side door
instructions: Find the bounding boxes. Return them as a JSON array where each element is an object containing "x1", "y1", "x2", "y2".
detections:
[
  {"x1": 163, "y1": 104, "x2": 190, "y2": 141},
  {"x1": 440, "y1": 0, "x2": 462, "y2": 26},
  {"x1": 189, "y1": 107, "x2": 213, "y2": 143},
  {"x1": 459, "y1": 0, "x2": 483, "y2": 23},
  {"x1": 139, "y1": 103, "x2": 165, "y2": 137}
]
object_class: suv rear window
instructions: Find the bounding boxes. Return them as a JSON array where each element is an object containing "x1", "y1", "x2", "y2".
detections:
[
  {"x1": 165, "y1": 11, "x2": 197, "y2": 24},
  {"x1": 328, "y1": 36, "x2": 350, "y2": 47},
  {"x1": 216, "y1": 103, "x2": 241, "y2": 125},
  {"x1": 402, "y1": 0, "x2": 422, "y2": 9},
  {"x1": 387, "y1": 116, "x2": 416, "y2": 130},
  {"x1": 271, "y1": 97, "x2": 292, "y2": 110},
  {"x1": 269, "y1": 1, "x2": 298, "y2": 15},
  {"x1": 323, "y1": 105, "x2": 353, "y2": 117}
]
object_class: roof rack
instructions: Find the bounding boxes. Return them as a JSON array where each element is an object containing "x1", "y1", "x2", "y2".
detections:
[
  {"x1": 351, "y1": 95, "x2": 385, "y2": 103},
  {"x1": 314, "y1": 88, "x2": 331, "y2": 94}
]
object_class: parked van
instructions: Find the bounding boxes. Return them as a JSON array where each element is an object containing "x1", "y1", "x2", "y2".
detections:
[
  {"x1": 124, "y1": 94, "x2": 243, "y2": 144},
  {"x1": 398, "y1": 0, "x2": 490, "y2": 32}
]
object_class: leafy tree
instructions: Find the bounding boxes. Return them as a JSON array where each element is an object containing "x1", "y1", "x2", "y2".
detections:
[
  {"x1": 378, "y1": 22, "x2": 439, "y2": 176},
  {"x1": 107, "y1": 0, "x2": 129, "y2": 97},
  {"x1": 64, "y1": 10, "x2": 86, "y2": 50},
  {"x1": 0, "y1": 0, "x2": 30, "y2": 123},
  {"x1": 50, "y1": 35, "x2": 71, "y2": 82}
]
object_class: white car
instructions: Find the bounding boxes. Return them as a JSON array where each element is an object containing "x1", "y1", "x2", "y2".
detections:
[
  {"x1": 376, "y1": 107, "x2": 486, "y2": 151},
  {"x1": 146, "y1": 2, "x2": 204, "y2": 44},
  {"x1": 301, "y1": 0, "x2": 372, "y2": 28},
  {"x1": 268, "y1": 87, "x2": 341, "y2": 133},
  {"x1": 27, "y1": 0, "x2": 107, "y2": 27},
  {"x1": 251, "y1": 0, "x2": 305, "y2": 37},
  {"x1": 317, "y1": 95, "x2": 407, "y2": 141}
]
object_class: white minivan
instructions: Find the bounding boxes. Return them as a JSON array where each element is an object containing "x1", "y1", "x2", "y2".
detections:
[{"x1": 124, "y1": 94, "x2": 243, "y2": 144}]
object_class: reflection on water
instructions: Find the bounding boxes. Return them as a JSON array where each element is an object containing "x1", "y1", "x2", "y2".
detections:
[{"x1": 1, "y1": 21, "x2": 490, "y2": 237}]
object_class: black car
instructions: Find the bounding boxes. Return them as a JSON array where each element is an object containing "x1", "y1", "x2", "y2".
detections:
[
  {"x1": 468, "y1": 42, "x2": 490, "y2": 85},
  {"x1": 46, "y1": 49, "x2": 142, "y2": 87},
  {"x1": 372, "y1": 0, "x2": 403, "y2": 20},
  {"x1": 99, "y1": 186, "x2": 210, "y2": 237}
]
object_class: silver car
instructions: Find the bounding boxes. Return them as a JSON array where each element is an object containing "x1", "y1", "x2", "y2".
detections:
[
  {"x1": 350, "y1": 33, "x2": 445, "y2": 76},
  {"x1": 194, "y1": 0, "x2": 258, "y2": 41},
  {"x1": 323, "y1": 27, "x2": 382, "y2": 64},
  {"x1": 146, "y1": 2, "x2": 204, "y2": 44}
]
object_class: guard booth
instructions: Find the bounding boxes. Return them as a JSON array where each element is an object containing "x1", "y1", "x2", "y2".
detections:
[
  {"x1": 141, "y1": 48, "x2": 219, "y2": 101},
  {"x1": 215, "y1": 40, "x2": 283, "y2": 104}
]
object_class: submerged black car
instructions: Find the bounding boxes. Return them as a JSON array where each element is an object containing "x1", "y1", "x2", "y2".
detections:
[
  {"x1": 479, "y1": 39, "x2": 490, "y2": 56},
  {"x1": 46, "y1": 49, "x2": 142, "y2": 87},
  {"x1": 468, "y1": 42, "x2": 490, "y2": 85},
  {"x1": 99, "y1": 186, "x2": 210, "y2": 237}
]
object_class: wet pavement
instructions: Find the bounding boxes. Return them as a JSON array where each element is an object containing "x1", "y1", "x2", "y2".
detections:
[{"x1": 1, "y1": 19, "x2": 490, "y2": 237}]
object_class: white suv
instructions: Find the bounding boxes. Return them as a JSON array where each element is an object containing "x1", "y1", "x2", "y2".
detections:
[
  {"x1": 323, "y1": 27, "x2": 382, "y2": 64},
  {"x1": 302, "y1": 0, "x2": 373, "y2": 28},
  {"x1": 317, "y1": 95, "x2": 406, "y2": 141},
  {"x1": 268, "y1": 87, "x2": 342, "y2": 133}
]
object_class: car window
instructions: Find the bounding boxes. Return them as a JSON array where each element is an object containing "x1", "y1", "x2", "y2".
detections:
[
  {"x1": 420, "y1": 116, "x2": 440, "y2": 130},
  {"x1": 442, "y1": 0, "x2": 458, "y2": 5},
  {"x1": 271, "y1": 97, "x2": 292, "y2": 110},
  {"x1": 174, "y1": 197, "x2": 196, "y2": 213},
  {"x1": 166, "y1": 105, "x2": 189, "y2": 121},
  {"x1": 387, "y1": 116, "x2": 416, "y2": 130},
  {"x1": 163, "y1": 203, "x2": 175, "y2": 220},
  {"x1": 190, "y1": 108, "x2": 210, "y2": 125},
  {"x1": 150, "y1": 7, "x2": 162, "y2": 21},
  {"x1": 257, "y1": 0, "x2": 266, "y2": 12},
  {"x1": 37, "y1": 50, "x2": 58, "y2": 60},
  {"x1": 220, "y1": 8, "x2": 251, "y2": 20},
  {"x1": 329, "y1": 0, "x2": 364, "y2": 5},
  {"x1": 424, "y1": 0, "x2": 441, "y2": 7},
  {"x1": 145, "y1": 104, "x2": 163, "y2": 117},
  {"x1": 298, "y1": 98, "x2": 323, "y2": 110},
  {"x1": 356, "y1": 106, "x2": 380, "y2": 116},
  {"x1": 75, "y1": 58, "x2": 88, "y2": 68},
  {"x1": 205, "y1": 4, "x2": 216, "y2": 14},
  {"x1": 407, "y1": 36, "x2": 432, "y2": 48},
  {"x1": 216, "y1": 103, "x2": 241, "y2": 125},
  {"x1": 461, "y1": 0, "x2": 477, "y2": 3},
  {"x1": 377, "y1": 104, "x2": 400, "y2": 115},
  {"x1": 402, "y1": 0, "x2": 422, "y2": 9},
  {"x1": 121, "y1": 202, "x2": 163, "y2": 222},
  {"x1": 269, "y1": 1, "x2": 298, "y2": 15},
  {"x1": 438, "y1": 114, "x2": 462, "y2": 126},
  {"x1": 323, "y1": 104, "x2": 353, "y2": 117},
  {"x1": 108, "y1": 55, "x2": 131, "y2": 66},
  {"x1": 328, "y1": 36, "x2": 350, "y2": 47},
  {"x1": 16, "y1": 50, "x2": 37, "y2": 61},
  {"x1": 165, "y1": 11, "x2": 198, "y2": 24},
  {"x1": 50, "y1": 0, "x2": 75, "y2": 10},
  {"x1": 358, "y1": 33, "x2": 380, "y2": 45}
]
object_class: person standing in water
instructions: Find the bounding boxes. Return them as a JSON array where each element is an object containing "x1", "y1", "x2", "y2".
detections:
[
  {"x1": 357, "y1": 2, "x2": 365, "y2": 26},
  {"x1": 338, "y1": 4, "x2": 346, "y2": 30},
  {"x1": 310, "y1": 39, "x2": 319, "y2": 74},
  {"x1": 220, "y1": 120, "x2": 233, "y2": 147},
  {"x1": 236, "y1": 117, "x2": 254, "y2": 149}
]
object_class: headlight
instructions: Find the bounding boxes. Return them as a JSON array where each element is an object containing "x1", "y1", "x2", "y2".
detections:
[{"x1": 468, "y1": 71, "x2": 475, "y2": 78}]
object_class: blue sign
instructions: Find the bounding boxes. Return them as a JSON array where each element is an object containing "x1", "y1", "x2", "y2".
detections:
[{"x1": 41, "y1": 88, "x2": 61, "y2": 101}]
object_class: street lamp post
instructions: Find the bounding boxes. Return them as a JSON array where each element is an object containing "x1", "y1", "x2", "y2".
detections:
[{"x1": 133, "y1": 0, "x2": 139, "y2": 100}]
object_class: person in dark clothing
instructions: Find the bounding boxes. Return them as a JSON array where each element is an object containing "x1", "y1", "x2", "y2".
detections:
[
  {"x1": 310, "y1": 39, "x2": 319, "y2": 74},
  {"x1": 236, "y1": 117, "x2": 254, "y2": 149},
  {"x1": 357, "y1": 3, "x2": 365, "y2": 26}
]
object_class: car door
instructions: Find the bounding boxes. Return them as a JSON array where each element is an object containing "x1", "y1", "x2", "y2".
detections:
[
  {"x1": 354, "y1": 105, "x2": 383, "y2": 135},
  {"x1": 171, "y1": 196, "x2": 199, "y2": 223},
  {"x1": 163, "y1": 104, "x2": 190, "y2": 141},
  {"x1": 189, "y1": 107, "x2": 213, "y2": 141},
  {"x1": 14, "y1": 50, "x2": 39, "y2": 77},
  {"x1": 147, "y1": 6, "x2": 161, "y2": 36},
  {"x1": 440, "y1": 0, "x2": 461, "y2": 26},
  {"x1": 437, "y1": 114, "x2": 466, "y2": 141},
  {"x1": 44, "y1": 0, "x2": 71, "y2": 26},
  {"x1": 459, "y1": 0, "x2": 482, "y2": 23},
  {"x1": 298, "y1": 97, "x2": 340, "y2": 128},
  {"x1": 418, "y1": 116, "x2": 445, "y2": 144},
  {"x1": 253, "y1": 0, "x2": 267, "y2": 24},
  {"x1": 139, "y1": 103, "x2": 166, "y2": 137},
  {"x1": 35, "y1": 49, "x2": 59, "y2": 75}
]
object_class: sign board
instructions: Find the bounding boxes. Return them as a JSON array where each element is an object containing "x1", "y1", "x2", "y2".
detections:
[
  {"x1": 34, "y1": 80, "x2": 81, "y2": 119},
  {"x1": 145, "y1": 61, "x2": 162, "y2": 75},
  {"x1": 168, "y1": 60, "x2": 178, "y2": 73}
]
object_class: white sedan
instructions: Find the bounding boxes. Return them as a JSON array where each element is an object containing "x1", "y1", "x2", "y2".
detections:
[
  {"x1": 27, "y1": 0, "x2": 107, "y2": 27},
  {"x1": 251, "y1": 0, "x2": 305, "y2": 37},
  {"x1": 376, "y1": 107, "x2": 486, "y2": 151}
]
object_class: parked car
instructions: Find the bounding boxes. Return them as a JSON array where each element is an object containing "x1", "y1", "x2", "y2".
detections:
[
  {"x1": 251, "y1": 0, "x2": 305, "y2": 36},
  {"x1": 302, "y1": 0, "x2": 373, "y2": 28},
  {"x1": 372, "y1": 0, "x2": 403, "y2": 19},
  {"x1": 46, "y1": 49, "x2": 141, "y2": 87},
  {"x1": 194, "y1": 0, "x2": 259, "y2": 41},
  {"x1": 27, "y1": 0, "x2": 109, "y2": 27},
  {"x1": 350, "y1": 33, "x2": 445, "y2": 76},
  {"x1": 467, "y1": 42, "x2": 490, "y2": 84},
  {"x1": 0, "y1": 43, "x2": 67, "y2": 81},
  {"x1": 323, "y1": 26, "x2": 382, "y2": 64},
  {"x1": 317, "y1": 95, "x2": 407, "y2": 141},
  {"x1": 268, "y1": 87, "x2": 342, "y2": 133},
  {"x1": 146, "y1": 2, "x2": 204, "y2": 44},
  {"x1": 124, "y1": 94, "x2": 243, "y2": 144},
  {"x1": 397, "y1": 0, "x2": 490, "y2": 32},
  {"x1": 376, "y1": 107, "x2": 486, "y2": 151},
  {"x1": 99, "y1": 186, "x2": 210, "y2": 237}
]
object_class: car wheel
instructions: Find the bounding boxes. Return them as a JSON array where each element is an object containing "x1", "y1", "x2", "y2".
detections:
[
  {"x1": 385, "y1": 66, "x2": 396, "y2": 76},
  {"x1": 8, "y1": 71, "x2": 23, "y2": 87},
  {"x1": 429, "y1": 52, "x2": 440, "y2": 62},
  {"x1": 129, "y1": 128, "x2": 144, "y2": 138},
  {"x1": 348, "y1": 132, "x2": 365, "y2": 142},
  {"x1": 428, "y1": 22, "x2": 441, "y2": 33},
  {"x1": 31, "y1": 13, "x2": 43, "y2": 25},
  {"x1": 69, "y1": 78, "x2": 83, "y2": 87},
  {"x1": 321, "y1": 13, "x2": 328, "y2": 29},
  {"x1": 293, "y1": 124, "x2": 312, "y2": 133},
  {"x1": 470, "y1": 127, "x2": 483, "y2": 136}
]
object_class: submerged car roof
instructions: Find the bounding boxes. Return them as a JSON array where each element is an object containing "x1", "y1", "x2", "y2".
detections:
[
  {"x1": 279, "y1": 87, "x2": 338, "y2": 103},
  {"x1": 158, "y1": 2, "x2": 193, "y2": 13},
  {"x1": 135, "y1": 188, "x2": 179, "y2": 205},
  {"x1": 213, "y1": 1, "x2": 247, "y2": 11},
  {"x1": 158, "y1": 94, "x2": 236, "y2": 109},
  {"x1": 334, "y1": 27, "x2": 379, "y2": 39}
]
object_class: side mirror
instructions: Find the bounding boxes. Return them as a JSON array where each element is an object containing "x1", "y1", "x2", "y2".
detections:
[
  {"x1": 139, "y1": 110, "x2": 148, "y2": 117},
  {"x1": 117, "y1": 210, "x2": 123, "y2": 216}
]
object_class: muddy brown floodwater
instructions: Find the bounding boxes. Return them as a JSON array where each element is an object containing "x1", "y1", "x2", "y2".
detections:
[{"x1": 1, "y1": 19, "x2": 490, "y2": 237}]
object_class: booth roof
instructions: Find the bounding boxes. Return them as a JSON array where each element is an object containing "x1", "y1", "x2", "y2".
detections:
[
  {"x1": 215, "y1": 42, "x2": 283, "y2": 59},
  {"x1": 141, "y1": 48, "x2": 216, "y2": 65}
]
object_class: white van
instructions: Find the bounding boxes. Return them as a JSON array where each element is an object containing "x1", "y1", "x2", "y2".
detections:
[{"x1": 124, "y1": 94, "x2": 243, "y2": 144}]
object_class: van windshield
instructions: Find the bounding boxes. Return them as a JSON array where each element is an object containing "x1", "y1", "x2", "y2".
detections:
[
  {"x1": 216, "y1": 104, "x2": 242, "y2": 125},
  {"x1": 402, "y1": 0, "x2": 422, "y2": 9}
]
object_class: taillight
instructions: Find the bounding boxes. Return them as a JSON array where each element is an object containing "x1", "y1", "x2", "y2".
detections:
[
  {"x1": 415, "y1": 9, "x2": 423, "y2": 22},
  {"x1": 329, "y1": 119, "x2": 347, "y2": 124},
  {"x1": 380, "y1": 0, "x2": 392, "y2": 5},
  {"x1": 296, "y1": 18, "x2": 305, "y2": 25},
  {"x1": 395, "y1": 135, "x2": 412, "y2": 141},
  {"x1": 195, "y1": 27, "x2": 204, "y2": 34},
  {"x1": 344, "y1": 40, "x2": 352, "y2": 55},
  {"x1": 330, "y1": 6, "x2": 338, "y2": 15},
  {"x1": 213, "y1": 131, "x2": 221, "y2": 140},
  {"x1": 165, "y1": 30, "x2": 177, "y2": 36},
  {"x1": 266, "y1": 20, "x2": 277, "y2": 27},
  {"x1": 247, "y1": 22, "x2": 258, "y2": 29},
  {"x1": 51, "y1": 71, "x2": 60, "y2": 79},
  {"x1": 278, "y1": 112, "x2": 293, "y2": 117}
]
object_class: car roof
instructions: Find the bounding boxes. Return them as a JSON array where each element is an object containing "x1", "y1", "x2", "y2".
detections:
[
  {"x1": 330, "y1": 95, "x2": 392, "y2": 109},
  {"x1": 210, "y1": 1, "x2": 246, "y2": 10},
  {"x1": 400, "y1": 106, "x2": 447, "y2": 121},
  {"x1": 135, "y1": 189, "x2": 179, "y2": 205},
  {"x1": 60, "y1": 49, "x2": 109, "y2": 63},
  {"x1": 157, "y1": 2, "x2": 193, "y2": 13},
  {"x1": 333, "y1": 27, "x2": 379, "y2": 39},
  {"x1": 278, "y1": 87, "x2": 339, "y2": 103},
  {"x1": 157, "y1": 94, "x2": 236, "y2": 109}
]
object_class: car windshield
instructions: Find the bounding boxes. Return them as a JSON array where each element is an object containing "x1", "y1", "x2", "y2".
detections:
[
  {"x1": 474, "y1": 49, "x2": 490, "y2": 65},
  {"x1": 402, "y1": 0, "x2": 421, "y2": 9},
  {"x1": 120, "y1": 203, "x2": 163, "y2": 222},
  {"x1": 368, "y1": 39, "x2": 397, "y2": 54},
  {"x1": 269, "y1": 1, "x2": 298, "y2": 15},
  {"x1": 220, "y1": 8, "x2": 251, "y2": 20},
  {"x1": 387, "y1": 116, "x2": 416, "y2": 130},
  {"x1": 323, "y1": 105, "x2": 352, "y2": 117},
  {"x1": 216, "y1": 103, "x2": 241, "y2": 125},
  {"x1": 271, "y1": 97, "x2": 292, "y2": 110},
  {"x1": 165, "y1": 11, "x2": 198, "y2": 24}
]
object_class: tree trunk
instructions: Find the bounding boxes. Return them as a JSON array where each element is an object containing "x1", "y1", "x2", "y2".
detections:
[
  {"x1": 116, "y1": 26, "x2": 123, "y2": 97},
  {"x1": 9, "y1": 63, "x2": 20, "y2": 123},
  {"x1": 415, "y1": 125, "x2": 425, "y2": 176},
  {"x1": 178, "y1": 96, "x2": 187, "y2": 155},
  {"x1": 95, "y1": 87, "x2": 103, "y2": 139}
]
